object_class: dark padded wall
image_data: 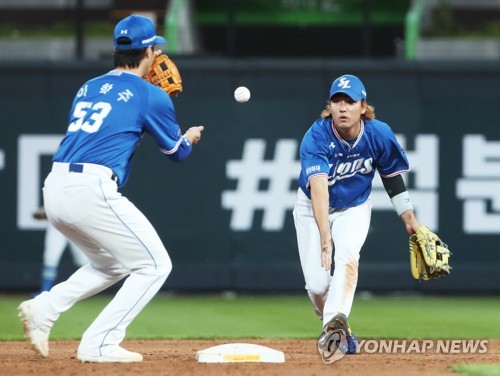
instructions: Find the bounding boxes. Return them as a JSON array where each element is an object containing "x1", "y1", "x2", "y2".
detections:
[{"x1": 1, "y1": 59, "x2": 499, "y2": 292}]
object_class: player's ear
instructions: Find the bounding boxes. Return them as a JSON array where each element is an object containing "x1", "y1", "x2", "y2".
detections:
[
  {"x1": 361, "y1": 100, "x2": 367, "y2": 115},
  {"x1": 145, "y1": 45, "x2": 154, "y2": 59}
]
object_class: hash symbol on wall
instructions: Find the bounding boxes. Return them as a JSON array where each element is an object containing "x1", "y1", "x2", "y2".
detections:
[{"x1": 222, "y1": 139, "x2": 301, "y2": 231}]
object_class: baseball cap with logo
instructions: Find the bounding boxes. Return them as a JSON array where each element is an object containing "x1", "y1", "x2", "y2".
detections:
[
  {"x1": 114, "y1": 14, "x2": 166, "y2": 50},
  {"x1": 329, "y1": 74, "x2": 367, "y2": 101}
]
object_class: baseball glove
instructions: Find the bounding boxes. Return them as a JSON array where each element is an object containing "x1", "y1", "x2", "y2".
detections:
[
  {"x1": 144, "y1": 53, "x2": 182, "y2": 96},
  {"x1": 409, "y1": 225, "x2": 452, "y2": 281}
]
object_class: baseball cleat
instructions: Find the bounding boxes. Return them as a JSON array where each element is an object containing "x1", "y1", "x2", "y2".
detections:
[
  {"x1": 318, "y1": 313, "x2": 349, "y2": 353},
  {"x1": 344, "y1": 333, "x2": 359, "y2": 354},
  {"x1": 77, "y1": 346, "x2": 143, "y2": 363},
  {"x1": 18, "y1": 301, "x2": 50, "y2": 357}
]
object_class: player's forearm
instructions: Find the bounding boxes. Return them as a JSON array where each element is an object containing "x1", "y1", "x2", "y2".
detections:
[
  {"x1": 382, "y1": 175, "x2": 414, "y2": 215},
  {"x1": 310, "y1": 177, "x2": 331, "y2": 239},
  {"x1": 382, "y1": 174, "x2": 421, "y2": 234},
  {"x1": 167, "y1": 138, "x2": 192, "y2": 162},
  {"x1": 167, "y1": 126, "x2": 204, "y2": 162},
  {"x1": 400, "y1": 210, "x2": 422, "y2": 236}
]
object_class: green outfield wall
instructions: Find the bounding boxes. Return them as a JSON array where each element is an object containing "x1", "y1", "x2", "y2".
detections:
[{"x1": 1, "y1": 59, "x2": 499, "y2": 293}]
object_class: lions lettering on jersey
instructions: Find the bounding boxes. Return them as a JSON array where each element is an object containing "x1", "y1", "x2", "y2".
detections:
[
  {"x1": 298, "y1": 119, "x2": 409, "y2": 208},
  {"x1": 329, "y1": 157, "x2": 374, "y2": 186}
]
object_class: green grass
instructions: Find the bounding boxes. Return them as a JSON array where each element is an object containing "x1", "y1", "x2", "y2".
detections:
[
  {"x1": 351, "y1": 295, "x2": 500, "y2": 339},
  {"x1": 1, "y1": 294, "x2": 499, "y2": 341},
  {"x1": 452, "y1": 363, "x2": 500, "y2": 376}
]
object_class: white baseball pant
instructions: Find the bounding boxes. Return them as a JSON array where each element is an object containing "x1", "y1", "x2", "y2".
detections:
[
  {"x1": 31, "y1": 162, "x2": 172, "y2": 355},
  {"x1": 43, "y1": 222, "x2": 88, "y2": 271},
  {"x1": 293, "y1": 188, "x2": 371, "y2": 327}
]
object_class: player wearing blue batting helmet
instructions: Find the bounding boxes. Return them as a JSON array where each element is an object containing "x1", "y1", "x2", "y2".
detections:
[{"x1": 294, "y1": 73, "x2": 426, "y2": 362}]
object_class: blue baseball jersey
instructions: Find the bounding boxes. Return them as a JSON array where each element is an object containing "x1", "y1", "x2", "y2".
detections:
[
  {"x1": 53, "y1": 70, "x2": 192, "y2": 187},
  {"x1": 298, "y1": 117, "x2": 409, "y2": 209}
]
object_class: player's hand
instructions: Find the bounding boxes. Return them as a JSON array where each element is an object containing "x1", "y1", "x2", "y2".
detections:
[
  {"x1": 320, "y1": 235, "x2": 333, "y2": 271},
  {"x1": 400, "y1": 210, "x2": 422, "y2": 236},
  {"x1": 183, "y1": 126, "x2": 204, "y2": 144}
]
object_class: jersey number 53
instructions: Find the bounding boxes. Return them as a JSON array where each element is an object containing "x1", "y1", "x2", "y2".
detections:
[{"x1": 68, "y1": 101, "x2": 112, "y2": 134}]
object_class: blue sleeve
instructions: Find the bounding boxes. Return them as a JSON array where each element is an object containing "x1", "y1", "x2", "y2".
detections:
[
  {"x1": 300, "y1": 122, "x2": 330, "y2": 184},
  {"x1": 167, "y1": 138, "x2": 192, "y2": 161},
  {"x1": 143, "y1": 85, "x2": 192, "y2": 162},
  {"x1": 374, "y1": 122, "x2": 410, "y2": 177}
]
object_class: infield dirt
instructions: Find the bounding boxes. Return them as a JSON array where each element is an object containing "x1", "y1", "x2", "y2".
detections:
[{"x1": 1, "y1": 339, "x2": 498, "y2": 375}]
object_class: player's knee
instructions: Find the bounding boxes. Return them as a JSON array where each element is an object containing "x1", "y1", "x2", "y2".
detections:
[
  {"x1": 305, "y1": 278, "x2": 329, "y2": 296},
  {"x1": 335, "y1": 258, "x2": 359, "y2": 270},
  {"x1": 152, "y1": 253, "x2": 172, "y2": 279},
  {"x1": 137, "y1": 253, "x2": 172, "y2": 281},
  {"x1": 333, "y1": 260, "x2": 360, "y2": 285},
  {"x1": 157, "y1": 257, "x2": 172, "y2": 278},
  {"x1": 334, "y1": 249, "x2": 360, "y2": 266}
]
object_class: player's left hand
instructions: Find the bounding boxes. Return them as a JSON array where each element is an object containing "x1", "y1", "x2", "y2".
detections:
[
  {"x1": 400, "y1": 210, "x2": 422, "y2": 236},
  {"x1": 144, "y1": 53, "x2": 182, "y2": 96},
  {"x1": 409, "y1": 225, "x2": 452, "y2": 281}
]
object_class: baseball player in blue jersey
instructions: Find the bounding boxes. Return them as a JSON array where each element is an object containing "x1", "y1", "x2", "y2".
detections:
[
  {"x1": 18, "y1": 15, "x2": 203, "y2": 363},
  {"x1": 293, "y1": 74, "x2": 423, "y2": 358}
]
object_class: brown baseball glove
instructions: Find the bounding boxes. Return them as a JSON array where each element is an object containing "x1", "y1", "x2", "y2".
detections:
[
  {"x1": 409, "y1": 225, "x2": 452, "y2": 281},
  {"x1": 144, "y1": 53, "x2": 182, "y2": 96}
]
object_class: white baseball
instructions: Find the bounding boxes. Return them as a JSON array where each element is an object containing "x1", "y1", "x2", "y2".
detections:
[{"x1": 234, "y1": 86, "x2": 251, "y2": 103}]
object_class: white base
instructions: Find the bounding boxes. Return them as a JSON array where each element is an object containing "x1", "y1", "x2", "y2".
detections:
[{"x1": 196, "y1": 343, "x2": 285, "y2": 363}]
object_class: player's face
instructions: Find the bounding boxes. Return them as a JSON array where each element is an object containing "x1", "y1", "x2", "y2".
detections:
[{"x1": 329, "y1": 94, "x2": 366, "y2": 134}]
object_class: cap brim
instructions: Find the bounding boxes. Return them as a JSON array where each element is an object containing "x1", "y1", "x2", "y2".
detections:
[
  {"x1": 330, "y1": 90, "x2": 364, "y2": 101},
  {"x1": 155, "y1": 35, "x2": 166, "y2": 45},
  {"x1": 114, "y1": 36, "x2": 167, "y2": 50}
]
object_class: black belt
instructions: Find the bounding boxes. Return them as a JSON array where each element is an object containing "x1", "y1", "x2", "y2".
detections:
[{"x1": 69, "y1": 163, "x2": 117, "y2": 182}]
